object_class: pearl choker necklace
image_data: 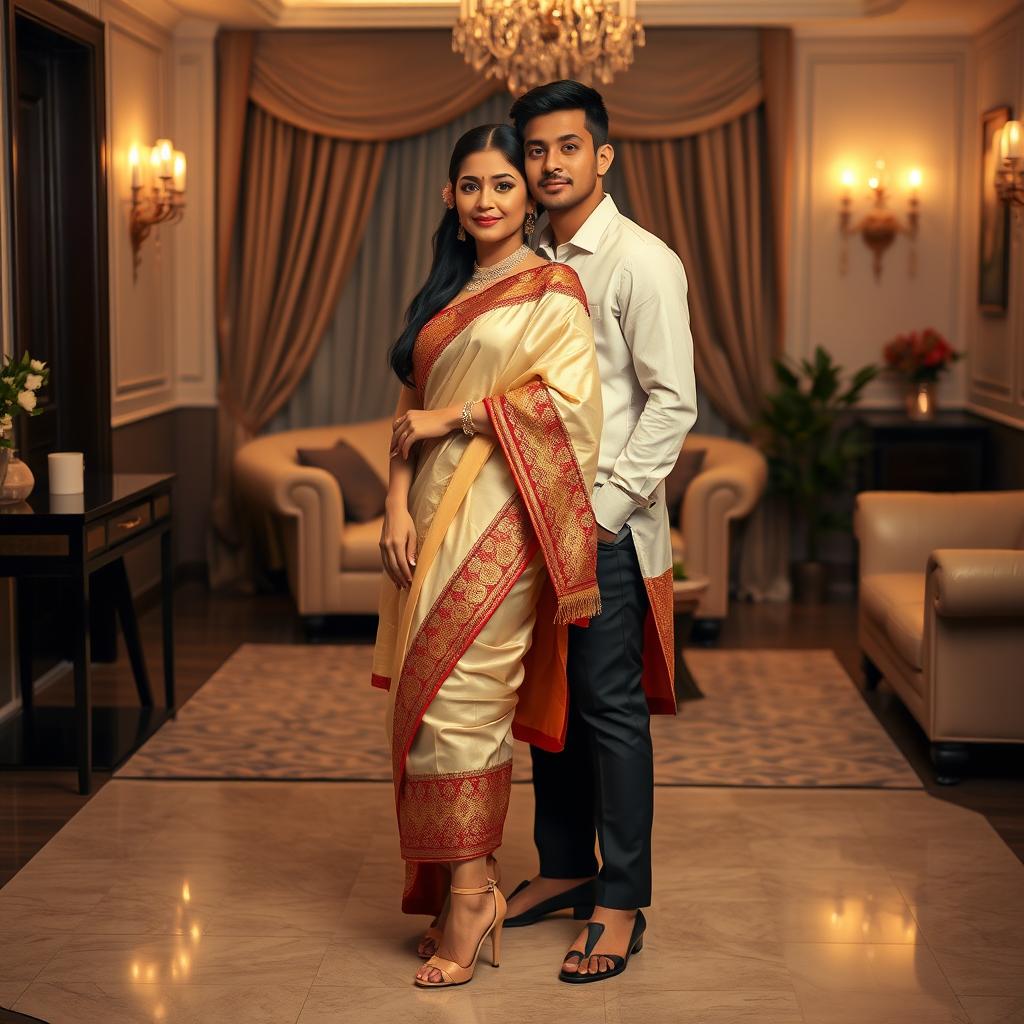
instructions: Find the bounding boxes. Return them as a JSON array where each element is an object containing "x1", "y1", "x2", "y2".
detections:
[{"x1": 465, "y1": 244, "x2": 532, "y2": 293}]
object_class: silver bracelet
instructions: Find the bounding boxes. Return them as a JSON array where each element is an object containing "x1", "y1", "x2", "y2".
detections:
[{"x1": 461, "y1": 400, "x2": 476, "y2": 437}]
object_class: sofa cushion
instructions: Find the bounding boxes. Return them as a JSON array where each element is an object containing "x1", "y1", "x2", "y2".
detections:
[
  {"x1": 297, "y1": 440, "x2": 387, "y2": 523},
  {"x1": 860, "y1": 573, "x2": 925, "y2": 670},
  {"x1": 341, "y1": 517, "x2": 386, "y2": 572},
  {"x1": 665, "y1": 448, "x2": 706, "y2": 523}
]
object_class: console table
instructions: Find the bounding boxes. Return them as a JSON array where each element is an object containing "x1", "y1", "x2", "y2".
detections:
[
  {"x1": 0, "y1": 472, "x2": 175, "y2": 794},
  {"x1": 855, "y1": 411, "x2": 993, "y2": 492}
]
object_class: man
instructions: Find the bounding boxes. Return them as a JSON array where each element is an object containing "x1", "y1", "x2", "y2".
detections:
[{"x1": 506, "y1": 80, "x2": 697, "y2": 981}]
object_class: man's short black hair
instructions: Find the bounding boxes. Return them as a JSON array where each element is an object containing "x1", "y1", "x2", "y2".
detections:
[{"x1": 509, "y1": 80, "x2": 610, "y2": 149}]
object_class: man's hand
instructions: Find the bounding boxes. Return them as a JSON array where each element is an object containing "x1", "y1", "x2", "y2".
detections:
[{"x1": 596, "y1": 525, "x2": 618, "y2": 544}]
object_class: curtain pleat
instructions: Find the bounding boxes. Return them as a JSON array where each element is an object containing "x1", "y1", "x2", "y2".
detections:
[
  {"x1": 620, "y1": 108, "x2": 788, "y2": 599},
  {"x1": 208, "y1": 104, "x2": 385, "y2": 587},
  {"x1": 269, "y1": 93, "x2": 511, "y2": 431}
]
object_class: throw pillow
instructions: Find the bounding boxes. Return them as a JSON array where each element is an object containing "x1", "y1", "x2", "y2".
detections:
[{"x1": 296, "y1": 440, "x2": 387, "y2": 523}]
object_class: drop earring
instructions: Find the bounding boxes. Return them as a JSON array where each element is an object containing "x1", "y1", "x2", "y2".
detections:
[
  {"x1": 457, "y1": 222, "x2": 466, "y2": 241},
  {"x1": 524, "y1": 211, "x2": 536, "y2": 238}
]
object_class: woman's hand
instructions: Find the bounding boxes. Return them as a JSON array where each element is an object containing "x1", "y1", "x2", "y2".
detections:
[
  {"x1": 390, "y1": 408, "x2": 459, "y2": 459},
  {"x1": 380, "y1": 501, "x2": 418, "y2": 589}
]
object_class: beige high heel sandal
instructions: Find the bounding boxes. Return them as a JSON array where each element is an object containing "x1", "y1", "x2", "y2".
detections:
[
  {"x1": 417, "y1": 856, "x2": 500, "y2": 960},
  {"x1": 414, "y1": 880, "x2": 507, "y2": 988}
]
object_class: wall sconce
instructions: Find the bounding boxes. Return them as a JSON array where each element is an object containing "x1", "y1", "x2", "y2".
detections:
[
  {"x1": 129, "y1": 138, "x2": 186, "y2": 281},
  {"x1": 994, "y1": 120, "x2": 1023, "y2": 219},
  {"x1": 838, "y1": 159, "x2": 920, "y2": 281}
]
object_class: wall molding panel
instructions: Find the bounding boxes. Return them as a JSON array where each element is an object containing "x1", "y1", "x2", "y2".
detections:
[
  {"x1": 967, "y1": 6, "x2": 1024, "y2": 428},
  {"x1": 788, "y1": 36, "x2": 971, "y2": 410}
]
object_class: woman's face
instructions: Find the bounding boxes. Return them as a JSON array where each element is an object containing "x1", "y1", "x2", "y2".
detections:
[{"x1": 454, "y1": 149, "x2": 534, "y2": 246}]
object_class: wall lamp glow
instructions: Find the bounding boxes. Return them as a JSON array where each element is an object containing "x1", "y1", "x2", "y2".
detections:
[
  {"x1": 838, "y1": 159, "x2": 920, "y2": 280},
  {"x1": 128, "y1": 138, "x2": 186, "y2": 282}
]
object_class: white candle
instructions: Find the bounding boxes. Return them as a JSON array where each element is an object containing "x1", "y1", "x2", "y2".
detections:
[
  {"x1": 1004, "y1": 120, "x2": 1023, "y2": 160},
  {"x1": 48, "y1": 452, "x2": 84, "y2": 495},
  {"x1": 129, "y1": 145, "x2": 141, "y2": 189},
  {"x1": 155, "y1": 138, "x2": 174, "y2": 179},
  {"x1": 172, "y1": 151, "x2": 187, "y2": 193}
]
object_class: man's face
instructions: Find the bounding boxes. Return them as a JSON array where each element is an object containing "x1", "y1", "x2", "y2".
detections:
[{"x1": 522, "y1": 109, "x2": 613, "y2": 212}]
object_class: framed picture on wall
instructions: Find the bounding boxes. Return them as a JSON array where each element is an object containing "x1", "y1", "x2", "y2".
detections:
[{"x1": 978, "y1": 105, "x2": 1011, "y2": 316}]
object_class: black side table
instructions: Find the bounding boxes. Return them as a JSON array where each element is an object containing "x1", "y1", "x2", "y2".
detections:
[
  {"x1": 0, "y1": 472, "x2": 175, "y2": 794},
  {"x1": 856, "y1": 411, "x2": 993, "y2": 492}
]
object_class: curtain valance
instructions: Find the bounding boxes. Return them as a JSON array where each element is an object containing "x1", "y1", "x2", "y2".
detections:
[{"x1": 245, "y1": 27, "x2": 763, "y2": 141}]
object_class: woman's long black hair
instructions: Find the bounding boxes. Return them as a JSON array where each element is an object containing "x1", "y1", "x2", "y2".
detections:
[{"x1": 389, "y1": 123, "x2": 529, "y2": 387}]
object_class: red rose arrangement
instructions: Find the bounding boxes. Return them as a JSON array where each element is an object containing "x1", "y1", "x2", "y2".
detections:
[{"x1": 883, "y1": 328, "x2": 961, "y2": 384}]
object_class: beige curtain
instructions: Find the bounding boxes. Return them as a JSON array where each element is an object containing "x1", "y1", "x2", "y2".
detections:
[
  {"x1": 208, "y1": 103, "x2": 385, "y2": 586},
  {"x1": 250, "y1": 30, "x2": 501, "y2": 139},
  {"x1": 248, "y1": 27, "x2": 762, "y2": 141},
  {"x1": 604, "y1": 29, "x2": 762, "y2": 139},
  {"x1": 618, "y1": 29, "x2": 795, "y2": 600}
]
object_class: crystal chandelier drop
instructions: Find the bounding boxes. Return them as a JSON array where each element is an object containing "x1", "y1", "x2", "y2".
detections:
[{"x1": 452, "y1": 0, "x2": 645, "y2": 95}]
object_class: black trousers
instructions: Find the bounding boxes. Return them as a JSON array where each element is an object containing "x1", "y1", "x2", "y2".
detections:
[{"x1": 530, "y1": 528, "x2": 654, "y2": 909}]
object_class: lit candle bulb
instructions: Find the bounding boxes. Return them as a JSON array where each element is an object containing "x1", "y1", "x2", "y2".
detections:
[
  {"x1": 149, "y1": 146, "x2": 162, "y2": 188},
  {"x1": 1004, "y1": 120, "x2": 1023, "y2": 161},
  {"x1": 172, "y1": 151, "x2": 187, "y2": 193},
  {"x1": 129, "y1": 145, "x2": 140, "y2": 189},
  {"x1": 155, "y1": 138, "x2": 174, "y2": 179},
  {"x1": 908, "y1": 168, "x2": 922, "y2": 193},
  {"x1": 840, "y1": 168, "x2": 856, "y2": 191}
]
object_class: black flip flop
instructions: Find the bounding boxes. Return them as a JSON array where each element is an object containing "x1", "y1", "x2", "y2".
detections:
[{"x1": 559, "y1": 910, "x2": 646, "y2": 984}]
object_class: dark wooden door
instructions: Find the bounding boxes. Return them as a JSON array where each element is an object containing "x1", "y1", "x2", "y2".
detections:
[
  {"x1": 6, "y1": 0, "x2": 112, "y2": 481},
  {"x1": 4, "y1": 0, "x2": 116, "y2": 674}
]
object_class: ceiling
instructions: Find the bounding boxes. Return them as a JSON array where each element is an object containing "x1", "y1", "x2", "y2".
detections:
[{"x1": 144, "y1": 0, "x2": 1018, "y2": 34}]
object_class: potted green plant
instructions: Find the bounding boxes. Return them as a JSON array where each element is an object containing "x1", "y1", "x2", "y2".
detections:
[{"x1": 755, "y1": 346, "x2": 878, "y2": 604}]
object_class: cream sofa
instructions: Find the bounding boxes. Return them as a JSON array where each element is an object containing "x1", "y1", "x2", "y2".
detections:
[
  {"x1": 854, "y1": 490, "x2": 1024, "y2": 783},
  {"x1": 235, "y1": 421, "x2": 766, "y2": 623},
  {"x1": 670, "y1": 434, "x2": 767, "y2": 622}
]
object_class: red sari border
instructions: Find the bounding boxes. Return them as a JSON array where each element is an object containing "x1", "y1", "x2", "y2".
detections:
[
  {"x1": 412, "y1": 263, "x2": 588, "y2": 391},
  {"x1": 643, "y1": 569, "x2": 678, "y2": 716},
  {"x1": 485, "y1": 379, "x2": 600, "y2": 626},
  {"x1": 398, "y1": 760, "x2": 513, "y2": 862}
]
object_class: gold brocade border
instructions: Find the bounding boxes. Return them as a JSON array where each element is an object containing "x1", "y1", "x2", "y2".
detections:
[
  {"x1": 399, "y1": 760, "x2": 513, "y2": 862},
  {"x1": 412, "y1": 263, "x2": 588, "y2": 391},
  {"x1": 485, "y1": 379, "x2": 600, "y2": 624},
  {"x1": 391, "y1": 493, "x2": 537, "y2": 805},
  {"x1": 644, "y1": 569, "x2": 676, "y2": 702}
]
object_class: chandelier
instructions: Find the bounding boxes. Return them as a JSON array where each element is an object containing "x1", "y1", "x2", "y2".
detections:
[{"x1": 452, "y1": 0, "x2": 645, "y2": 95}]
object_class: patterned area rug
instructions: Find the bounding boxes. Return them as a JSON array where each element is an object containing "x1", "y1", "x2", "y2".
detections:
[{"x1": 115, "y1": 644, "x2": 921, "y2": 788}]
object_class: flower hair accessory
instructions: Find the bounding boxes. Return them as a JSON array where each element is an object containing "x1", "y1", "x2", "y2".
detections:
[{"x1": 441, "y1": 182, "x2": 455, "y2": 210}]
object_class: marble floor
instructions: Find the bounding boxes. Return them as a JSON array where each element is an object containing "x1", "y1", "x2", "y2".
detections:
[{"x1": 2, "y1": 781, "x2": 1023, "y2": 1023}]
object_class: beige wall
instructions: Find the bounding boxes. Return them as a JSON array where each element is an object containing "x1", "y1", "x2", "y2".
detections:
[
  {"x1": 967, "y1": 6, "x2": 1024, "y2": 429},
  {"x1": 788, "y1": 34, "x2": 972, "y2": 409}
]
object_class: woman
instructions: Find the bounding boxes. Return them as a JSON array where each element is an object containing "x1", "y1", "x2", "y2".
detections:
[{"x1": 371, "y1": 123, "x2": 603, "y2": 988}]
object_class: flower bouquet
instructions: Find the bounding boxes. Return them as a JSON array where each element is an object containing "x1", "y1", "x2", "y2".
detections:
[
  {"x1": 0, "y1": 353, "x2": 49, "y2": 503},
  {"x1": 882, "y1": 328, "x2": 960, "y2": 419}
]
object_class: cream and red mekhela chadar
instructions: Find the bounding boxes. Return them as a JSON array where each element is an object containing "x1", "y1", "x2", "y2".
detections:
[{"x1": 371, "y1": 263, "x2": 606, "y2": 915}]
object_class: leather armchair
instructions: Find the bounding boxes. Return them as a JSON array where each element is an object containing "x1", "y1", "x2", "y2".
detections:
[
  {"x1": 235, "y1": 422, "x2": 767, "y2": 625},
  {"x1": 670, "y1": 434, "x2": 768, "y2": 621},
  {"x1": 234, "y1": 418, "x2": 392, "y2": 617},
  {"x1": 854, "y1": 490, "x2": 1024, "y2": 782}
]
